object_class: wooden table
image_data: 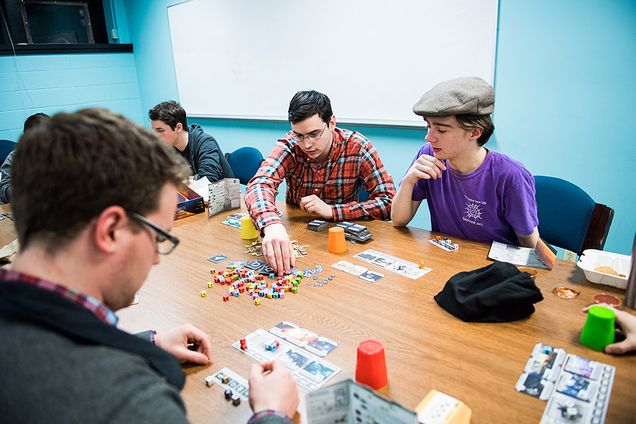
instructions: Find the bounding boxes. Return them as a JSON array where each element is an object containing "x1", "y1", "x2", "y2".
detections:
[{"x1": 117, "y1": 204, "x2": 636, "y2": 424}]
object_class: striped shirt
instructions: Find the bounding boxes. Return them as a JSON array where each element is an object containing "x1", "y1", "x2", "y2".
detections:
[
  {"x1": 245, "y1": 127, "x2": 395, "y2": 230},
  {"x1": 0, "y1": 268, "x2": 118, "y2": 326}
]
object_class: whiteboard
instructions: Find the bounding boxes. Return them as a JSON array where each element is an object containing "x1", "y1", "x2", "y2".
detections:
[{"x1": 168, "y1": 0, "x2": 498, "y2": 127}]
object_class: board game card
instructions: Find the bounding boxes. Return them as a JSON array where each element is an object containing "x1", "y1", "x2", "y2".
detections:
[
  {"x1": 301, "y1": 359, "x2": 337, "y2": 383},
  {"x1": 306, "y1": 336, "x2": 339, "y2": 357},
  {"x1": 515, "y1": 370, "x2": 555, "y2": 400},
  {"x1": 270, "y1": 321, "x2": 300, "y2": 337},
  {"x1": 353, "y1": 251, "x2": 379, "y2": 263},
  {"x1": 211, "y1": 367, "x2": 250, "y2": 400},
  {"x1": 281, "y1": 348, "x2": 311, "y2": 370},
  {"x1": 370, "y1": 256, "x2": 394, "y2": 268},
  {"x1": 208, "y1": 254, "x2": 228, "y2": 263},
  {"x1": 563, "y1": 355, "x2": 601, "y2": 380},
  {"x1": 359, "y1": 270, "x2": 384, "y2": 283},
  {"x1": 556, "y1": 372, "x2": 597, "y2": 402},
  {"x1": 281, "y1": 326, "x2": 318, "y2": 347},
  {"x1": 331, "y1": 260, "x2": 368, "y2": 276},
  {"x1": 259, "y1": 265, "x2": 275, "y2": 275},
  {"x1": 429, "y1": 238, "x2": 459, "y2": 252},
  {"x1": 541, "y1": 394, "x2": 592, "y2": 424},
  {"x1": 386, "y1": 261, "x2": 432, "y2": 280},
  {"x1": 244, "y1": 259, "x2": 267, "y2": 270}
]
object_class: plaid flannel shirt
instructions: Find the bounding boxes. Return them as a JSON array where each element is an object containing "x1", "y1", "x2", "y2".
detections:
[
  {"x1": 0, "y1": 268, "x2": 118, "y2": 326},
  {"x1": 245, "y1": 127, "x2": 395, "y2": 230}
]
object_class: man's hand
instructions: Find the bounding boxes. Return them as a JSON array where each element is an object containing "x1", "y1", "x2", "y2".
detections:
[
  {"x1": 155, "y1": 323, "x2": 212, "y2": 364},
  {"x1": 262, "y1": 223, "x2": 295, "y2": 275},
  {"x1": 402, "y1": 154, "x2": 447, "y2": 184},
  {"x1": 249, "y1": 360, "x2": 299, "y2": 419},
  {"x1": 299, "y1": 195, "x2": 333, "y2": 219},
  {"x1": 583, "y1": 305, "x2": 636, "y2": 354}
]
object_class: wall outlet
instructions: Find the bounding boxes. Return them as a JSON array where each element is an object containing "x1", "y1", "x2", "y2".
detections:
[{"x1": 563, "y1": 249, "x2": 577, "y2": 263}]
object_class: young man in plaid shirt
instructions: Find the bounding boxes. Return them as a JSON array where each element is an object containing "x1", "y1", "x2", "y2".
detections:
[{"x1": 245, "y1": 90, "x2": 396, "y2": 275}]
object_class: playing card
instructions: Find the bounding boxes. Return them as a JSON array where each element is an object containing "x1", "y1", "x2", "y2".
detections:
[
  {"x1": 331, "y1": 260, "x2": 367, "y2": 276},
  {"x1": 281, "y1": 348, "x2": 311, "y2": 370},
  {"x1": 208, "y1": 254, "x2": 228, "y2": 263},
  {"x1": 244, "y1": 260, "x2": 267, "y2": 270},
  {"x1": 301, "y1": 359, "x2": 337, "y2": 383},
  {"x1": 353, "y1": 251, "x2": 379, "y2": 263},
  {"x1": 259, "y1": 265, "x2": 275, "y2": 275},
  {"x1": 306, "y1": 337, "x2": 338, "y2": 357},
  {"x1": 359, "y1": 270, "x2": 384, "y2": 282}
]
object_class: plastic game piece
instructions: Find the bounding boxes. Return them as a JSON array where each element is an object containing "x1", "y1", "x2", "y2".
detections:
[
  {"x1": 200, "y1": 290, "x2": 207, "y2": 298},
  {"x1": 221, "y1": 375, "x2": 230, "y2": 384},
  {"x1": 240, "y1": 338, "x2": 248, "y2": 350},
  {"x1": 224, "y1": 389, "x2": 233, "y2": 400},
  {"x1": 205, "y1": 375, "x2": 214, "y2": 387},
  {"x1": 231, "y1": 394, "x2": 241, "y2": 406},
  {"x1": 307, "y1": 219, "x2": 328, "y2": 232},
  {"x1": 265, "y1": 340, "x2": 280, "y2": 351},
  {"x1": 207, "y1": 282, "x2": 214, "y2": 288},
  {"x1": 254, "y1": 299, "x2": 261, "y2": 306}
]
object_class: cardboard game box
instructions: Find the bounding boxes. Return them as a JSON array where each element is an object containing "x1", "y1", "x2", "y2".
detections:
[{"x1": 175, "y1": 184, "x2": 204, "y2": 220}]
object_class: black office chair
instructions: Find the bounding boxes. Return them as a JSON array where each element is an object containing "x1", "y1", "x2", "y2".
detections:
[
  {"x1": 0, "y1": 140, "x2": 16, "y2": 164},
  {"x1": 225, "y1": 147, "x2": 264, "y2": 185},
  {"x1": 534, "y1": 175, "x2": 614, "y2": 256}
]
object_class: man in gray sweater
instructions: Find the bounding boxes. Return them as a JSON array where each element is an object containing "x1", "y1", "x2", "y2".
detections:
[{"x1": 0, "y1": 109, "x2": 297, "y2": 423}]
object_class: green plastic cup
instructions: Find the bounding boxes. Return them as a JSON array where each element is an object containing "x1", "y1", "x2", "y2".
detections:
[{"x1": 580, "y1": 306, "x2": 615, "y2": 351}]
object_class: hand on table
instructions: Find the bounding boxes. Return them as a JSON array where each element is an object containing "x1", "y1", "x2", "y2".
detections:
[
  {"x1": 262, "y1": 223, "x2": 295, "y2": 276},
  {"x1": 299, "y1": 195, "x2": 333, "y2": 219},
  {"x1": 155, "y1": 323, "x2": 212, "y2": 364},
  {"x1": 402, "y1": 154, "x2": 447, "y2": 184},
  {"x1": 583, "y1": 305, "x2": 636, "y2": 354},
  {"x1": 249, "y1": 360, "x2": 299, "y2": 419}
]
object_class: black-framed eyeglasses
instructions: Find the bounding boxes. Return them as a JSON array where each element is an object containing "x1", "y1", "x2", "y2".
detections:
[
  {"x1": 292, "y1": 123, "x2": 327, "y2": 143},
  {"x1": 129, "y1": 212, "x2": 180, "y2": 255}
]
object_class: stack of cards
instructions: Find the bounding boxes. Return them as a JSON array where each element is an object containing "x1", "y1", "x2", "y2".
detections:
[
  {"x1": 337, "y1": 221, "x2": 373, "y2": 243},
  {"x1": 221, "y1": 212, "x2": 247, "y2": 228},
  {"x1": 307, "y1": 219, "x2": 328, "y2": 232}
]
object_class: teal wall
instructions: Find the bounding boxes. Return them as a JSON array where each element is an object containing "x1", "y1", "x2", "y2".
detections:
[
  {"x1": 123, "y1": 0, "x2": 635, "y2": 254},
  {"x1": 0, "y1": 0, "x2": 633, "y2": 254}
]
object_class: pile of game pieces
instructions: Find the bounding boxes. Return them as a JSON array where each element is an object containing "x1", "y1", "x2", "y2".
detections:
[
  {"x1": 302, "y1": 265, "x2": 335, "y2": 287},
  {"x1": 515, "y1": 343, "x2": 615, "y2": 424},
  {"x1": 307, "y1": 219, "x2": 328, "y2": 232},
  {"x1": 429, "y1": 235, "x2": 459, "y2": 252},
  {"x1": 336, "y1": 221, "x2": 373, "y2": 243},
  {"x1": 205, "y1": 367, "x2": 250, "y2": 404},
  {"x1": 203, "y1": 265, "x2": 304, "y2": 305},
  {"x1": 244, "y1": 240, "x2": 309, "y2": 258}
]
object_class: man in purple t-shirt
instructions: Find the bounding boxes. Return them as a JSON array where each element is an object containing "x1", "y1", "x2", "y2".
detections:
[{"x1": 391, "y1": 77, "x2": 539, "y2": 247}]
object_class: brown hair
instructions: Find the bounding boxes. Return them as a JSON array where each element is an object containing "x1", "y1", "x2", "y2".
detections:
[
  {"x1": 12, "y1": 108, "x2": 189, "y2": 252},
  {"x1": 455, "y1": 114, "x2": 494, "y2": 146},
  {"x1": 148, "y1": 100, "x2": 188, "y2": 131}
]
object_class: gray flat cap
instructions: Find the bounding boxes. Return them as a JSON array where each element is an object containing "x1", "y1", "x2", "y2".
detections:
[{"x1": 413, "y1": 77, "x2": 494, "y2": 117}]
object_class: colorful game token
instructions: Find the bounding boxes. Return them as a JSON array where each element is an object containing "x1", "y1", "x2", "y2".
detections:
[
  {"x1": 552, "y1": 287, "x2": 580, "y2": 299},
  {"x1": 592, "y1": 293, "x2": 622, "y2": 307},
  {"x1": 200, "y1": 290, "x2": 207, "y2": 298}
]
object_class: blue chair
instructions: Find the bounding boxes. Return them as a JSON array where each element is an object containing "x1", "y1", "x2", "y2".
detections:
[
  {"x1": 534, "y1": 175, "x2": 614, "y2": 256},
  {"x1": 225, "y1": 147, "x2": 264, "y2": 185},
  {"x1": 0, "y1": 140, "x2": 16, "y2": 164}
]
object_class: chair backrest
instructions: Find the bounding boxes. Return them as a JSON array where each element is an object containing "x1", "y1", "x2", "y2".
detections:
[
  {"x1": 225, "y1": 147, "x2": 264, "y2": 185},
  {"x1": 0, "y1": 140, "x2": 16, "y2": 165},
  {"x1": 534, "y1": 175, "x2": 614, "y2": 255}
]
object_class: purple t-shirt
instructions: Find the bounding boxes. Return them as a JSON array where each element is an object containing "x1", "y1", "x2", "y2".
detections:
[{"x1": 408, "y1": 144, "x2": 538, "y2": 245}]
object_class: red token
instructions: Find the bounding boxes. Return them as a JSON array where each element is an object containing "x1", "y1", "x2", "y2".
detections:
[{"x1": 592, "y1": 293, "x2": 622, "y2": 307}]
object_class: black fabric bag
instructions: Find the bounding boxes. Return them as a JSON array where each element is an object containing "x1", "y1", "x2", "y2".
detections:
[{"x1": 434, "y1": 261, "x2": 543, "y2": 322}]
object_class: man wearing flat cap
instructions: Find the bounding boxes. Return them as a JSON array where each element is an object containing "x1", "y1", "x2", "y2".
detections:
[{"x1": 391, "y1": 77, "x2": 539, "y2": 247}]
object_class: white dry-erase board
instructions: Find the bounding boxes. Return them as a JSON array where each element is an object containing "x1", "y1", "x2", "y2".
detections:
[{"x1": 167, "y1": 0, "x2": 498, "y2": 127}]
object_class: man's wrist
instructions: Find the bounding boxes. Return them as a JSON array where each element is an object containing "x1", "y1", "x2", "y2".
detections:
[{"x1": 247, "y1": 409, "x2": 292, "y2": 423}]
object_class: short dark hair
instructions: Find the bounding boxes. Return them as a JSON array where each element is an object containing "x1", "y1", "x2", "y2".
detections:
[
  {"x1": 12, "y1": 108, "x2": 190, "y2": 252},
  {"x1": 456, "y1": 114, "x2": 495, "y2": 146},
  {"x1": 148, "y1": 100, "x2": 188, "y2": 131},
  {"x1": 288, "y1": 90, "x2": 333, "y2": 124},
  {"x1": 23, "y1": 113, "x2": 49, "y2": 132}
]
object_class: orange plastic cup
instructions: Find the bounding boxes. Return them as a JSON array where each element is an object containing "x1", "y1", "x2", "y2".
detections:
[
  {"x1": 355, "y1": 339, "x2": 388, "y2": 390},
  {"x1": 327, "y1": 227, "x2": 347, "y2": 254}
]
